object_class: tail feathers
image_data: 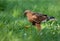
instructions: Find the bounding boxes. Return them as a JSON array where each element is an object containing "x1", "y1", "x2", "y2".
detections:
[{"x1": 47, "y1": 16, "x2": 56, "y2": 21}]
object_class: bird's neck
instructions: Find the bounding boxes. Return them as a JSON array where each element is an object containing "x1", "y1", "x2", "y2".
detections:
[{"x1": 26, "y1": 13, "x2": 33, "y2": 18}]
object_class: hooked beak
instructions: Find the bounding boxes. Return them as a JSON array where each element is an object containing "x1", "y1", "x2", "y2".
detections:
[{"x1": 24, "y1": 12, "x2": 27, "y2": 17}]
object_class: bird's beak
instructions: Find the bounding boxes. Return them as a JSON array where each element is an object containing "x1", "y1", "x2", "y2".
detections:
[{"x1": 24, "y1": 12, "x2": 27, "y2": 16}]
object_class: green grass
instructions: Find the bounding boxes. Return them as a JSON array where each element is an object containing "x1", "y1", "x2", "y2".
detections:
[{"x1": 0, "y1": 0, "x2": 60, "y2": 41}]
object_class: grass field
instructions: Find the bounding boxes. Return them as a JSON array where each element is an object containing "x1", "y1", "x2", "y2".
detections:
[{"x1": 0, "y1": 0, "x2": 60, "y2": 41}]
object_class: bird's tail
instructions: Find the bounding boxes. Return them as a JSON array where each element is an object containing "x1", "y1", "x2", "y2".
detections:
[{"x1": 47, "y1": 16, "x2": 56, "y2": 21}]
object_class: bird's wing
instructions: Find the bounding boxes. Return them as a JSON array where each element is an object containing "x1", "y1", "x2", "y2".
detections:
[
  {"x1": 32, "y1": 12, "x2": 42, "y2": 23},
  {"x1": 32, "y1": 12, "x2": 48, "y2": 23}
]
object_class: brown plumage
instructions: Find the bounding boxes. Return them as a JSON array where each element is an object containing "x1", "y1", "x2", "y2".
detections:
[{"x1": 24, "y1": 10, "x2": 54, "y2": 30}]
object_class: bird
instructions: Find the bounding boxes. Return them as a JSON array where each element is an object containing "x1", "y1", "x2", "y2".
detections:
[{"x1": 24, "y1": 10, "x2": 55, "y2": 30}]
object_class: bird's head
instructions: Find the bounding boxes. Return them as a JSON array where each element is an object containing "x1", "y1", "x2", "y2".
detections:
[{"x1": 24, "y1": 10, "x2": 32, "y2": 16}]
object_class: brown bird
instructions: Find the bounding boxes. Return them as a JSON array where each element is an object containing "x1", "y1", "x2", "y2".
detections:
[{"x1": 24, "y1": 10, "x2": 55, "y2": 30}]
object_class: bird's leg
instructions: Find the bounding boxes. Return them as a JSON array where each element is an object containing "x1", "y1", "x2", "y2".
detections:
[
  {"x1": 32, "y1": 21, "x2": 35, "y2": 25},
  {"x1": 35, "y1": 23, "x2": 41, "y2": 31}
]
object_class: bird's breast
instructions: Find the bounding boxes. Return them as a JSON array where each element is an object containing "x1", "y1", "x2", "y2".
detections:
[{"x1": 27, "y1": 15, "x2": 37, "y2": 22}]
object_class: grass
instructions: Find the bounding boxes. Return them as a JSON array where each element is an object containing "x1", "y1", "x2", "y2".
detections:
[{"x1": 0, "y1": 0, "x2": 60, "y2": 41}]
